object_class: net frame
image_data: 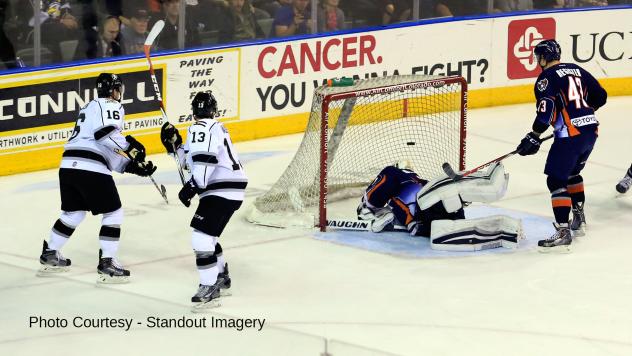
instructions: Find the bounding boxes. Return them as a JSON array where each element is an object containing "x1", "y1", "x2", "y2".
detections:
[
  {"x1": 319, "y1": 75, "x2": 467, "y2": 230},
  {"x1": 248, "y1": 75, "x2": 467, "y2": 231}
]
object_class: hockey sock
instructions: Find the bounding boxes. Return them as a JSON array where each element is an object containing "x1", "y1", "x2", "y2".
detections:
[
  {"x1": 215, "y1": 242, "x2": 226, "y2": 273},
  {"x1": 99, "y1": 208, "x2": 123, "y2": 258},
  {"x1": 551, "y1": 192, "x2": 571, "y2": 224},
  {"x1": 99, "y1": 226, "x2": 121, "y2": 258},
  {"x1": 49, "y1": 219, "x2": 75, "y2": 251},
  {"x1": 192, "y1": 230, "x2": 218, "y2": 285},
  {"x1": 548, "y1": 176, "x2": 571, "y2": 224},
  {"x1": 195, "y1": 252, "x2": 219, "y2": 286},
  {"x1": 48, "y1": 211, "x2": 86, "y2": 251},
  {"x1": 567, "y1": 175, "x2": 585, "y2": 208}
]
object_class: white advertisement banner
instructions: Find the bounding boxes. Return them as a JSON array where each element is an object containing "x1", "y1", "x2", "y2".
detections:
[
  {"x1": 0, "y1": 7, "x2": 629, "y2": 174},
  {"x1": 237, "y1": 8, "x2": 631, "y2": 121}
]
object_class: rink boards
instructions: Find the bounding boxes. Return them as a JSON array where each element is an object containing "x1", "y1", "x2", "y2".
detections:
[{"x1": 0, "y1": 6, "x2": 630, "y2": 175}]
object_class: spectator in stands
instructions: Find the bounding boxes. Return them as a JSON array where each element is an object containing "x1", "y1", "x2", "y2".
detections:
[
  {"x1": 252, "y1": 3, "x2": 273, "y2": 19},
  {"x1": 435, "y1": 0, "x2": 488, "y2": 16},
  {"x1": 151, "y1": 0, "x2": 200, "y2": 50},
  {"x1": 257, "y1": 0, "x2": 291, "y2": 17},
  {"x1": 185, "y1": 0, "x2": 211, "y2": 33},
  {"x1": 0, "y1": 0, "x2": 18, "y2": 69},
  {"x1": 119, "y1": 0, "x2": 148, "y2": 26},
  {"x1": 193, "y1": 0, "x2": 229, "y2": 32},
  {"x1": 532, "y1": 0, "x2": 565, "y2": 8},
  {"x1": 121, "y1": 8, "x2": 151, "y2": 54},
  {"x1": 317, "y1": 0, "x2": 346, "y2": 32},
  {"x1": 381, "y1": 0, "x2": 412, "y2": 24},
  {"x1": 104, "y1": 0, "x2": 124, "y2": 16},
  {"x1": 217, "y1": 0, "x2": 265, "y2": 43},
  {"x1": 575, "y1": 0, "x2": 608, "y2": 6},
  {"x1": 417, "y1": 0, "x2": 439, "y2": 18},
  {"x1": 337, "y1": 0, "x2": 379, "y2": 26},
  {"x1": 29, "y1": 0, "x2": 80, "y2": 62},
  {"x1": 472, "y1": 0, "x2": 533, "y2": 13},
  {"x1": 272, "y1": 0, "x2": 311, "y2": 37},
  {"x1": 83, "y1": 15, "x2": 124, "y2": 59},
  {"x1": 148, "y1": 0, "x2": 163, "y2": 14}
]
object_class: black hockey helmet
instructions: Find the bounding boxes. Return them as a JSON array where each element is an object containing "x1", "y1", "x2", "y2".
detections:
[
  {"x1": 191, "y1": 91, "x2": 218, "y2": 118},
  {"x1": 534, "y1": 39, "x2": 561, "y2": 63},
  {"x1": 96, "y1": 73, "x2": 123, "y2": 98}
]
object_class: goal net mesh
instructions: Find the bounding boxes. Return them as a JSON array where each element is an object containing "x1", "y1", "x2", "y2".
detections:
[{"x1": 248, "y1": 75, "x2": 466, "y2": 228}]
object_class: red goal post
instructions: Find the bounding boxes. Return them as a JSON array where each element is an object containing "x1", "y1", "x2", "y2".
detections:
[{"x1": 247, "y1": 75, "x2": 467, "y2": 231}]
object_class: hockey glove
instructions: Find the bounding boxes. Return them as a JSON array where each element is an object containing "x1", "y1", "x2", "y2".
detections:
[
  {"x1": 160, "y1": 122, "x2": 183, "y2": 154},
  {"x1": 178, "y1": 179, "x2": 198, "y2": 208},
  {"x1": 124, "y1": 135, "x2": 147, "y2": 163},
  {"x1": 125, "y1": 160, "x2": 157, "y2": 177},
  {"x1": 516, "y1": 132, "x2": 542, "y2": 156}
]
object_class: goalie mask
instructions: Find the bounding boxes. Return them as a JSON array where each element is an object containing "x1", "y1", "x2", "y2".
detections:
[
  {"x1": 191, "y1": 91, "x2": 218, "y2": 119},
  {"x1": 395, "y1": 159, "x2": 414, "y2": 171},
  {"x1": 96, "y1": 73, "x2": 124, "y2": 101}
]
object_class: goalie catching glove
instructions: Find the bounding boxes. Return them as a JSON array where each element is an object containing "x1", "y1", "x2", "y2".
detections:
[
  {"x1": 124, "y1": 135, "x2": 147, "y2": 162},
  {"x1": 124, "y1": 160, "x2": 157, "y2": 177},
  {"x1": 178, "y1": 179, "x2": 198, "y2": 207},
  {"x1": 160, "y1": 122, "x2": 183, "y2": 154},
  {"x1": 516, "y1": 132, "x2": 542, "y2": 156}
]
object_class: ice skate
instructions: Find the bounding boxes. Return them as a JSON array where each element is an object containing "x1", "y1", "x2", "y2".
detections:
[
  {"x1": 217, "y1": 263, "x2": 232, "y2": 297},
  {"x1": 38, "y1": 241, "x2": 71, "y2": 276},
  {"x1": 538, "y1": 223, "x2": 572, "y2": 253},
  {"x1": 97, "y1": 250, "x2": 130, "y2": 284},
  {"x1": 616, "y1": 172, "x2": 632, "y2": 194},
  {"x1": 191, "y1": 278, "x2": 224, "y2": 311},
  {"x1": 570, "y1": 202, "x2": 586, "y2": 237}
]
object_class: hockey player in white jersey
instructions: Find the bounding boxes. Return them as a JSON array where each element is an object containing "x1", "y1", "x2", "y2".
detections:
[
  {"x1": 160, "y1": 91, "x2": 247, "y2": 308},
  {"x1": 38, "y1": 73, "x2": 157, "y2": 283}
]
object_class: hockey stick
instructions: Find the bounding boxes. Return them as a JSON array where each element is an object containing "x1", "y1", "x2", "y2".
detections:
[
  {"x1": 147, "y1": 174, "x2": 169, "y2": 204},
  {"x1": 326, "y1": 219, "x2": 408, "y2": 232},
  {"x1": 114, "y1": 148, "x2": 169, "y2": 204},
  {"x1": 144, "y1": 20, "x2": 187, "y2": 186},
  {"x1": 442, "y1": 134, "x2": 554, "y2": 180}
]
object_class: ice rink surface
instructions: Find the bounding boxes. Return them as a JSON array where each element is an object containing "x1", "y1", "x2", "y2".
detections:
[{"x1": 1, "y1": 98, "x2": 631, "y2": 356}]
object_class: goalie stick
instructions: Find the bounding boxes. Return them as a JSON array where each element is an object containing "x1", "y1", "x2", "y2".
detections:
[
  {"x1": 144, "y1": 20, "x2": 187, "y2": 186},
  {"x1": 442, "y1": 134, "x2": 554, "y2": 180},
  {"x1": 326, "y1": 219, "x2": 408, "y2": 232}
]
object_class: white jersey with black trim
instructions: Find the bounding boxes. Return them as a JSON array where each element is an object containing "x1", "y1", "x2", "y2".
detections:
[
  {"x1": 183, "y1": 118, "x2": 248, "y2": 201},
  {"x1": 60, "y1": 98, "x2": 130, "y2": 175}
]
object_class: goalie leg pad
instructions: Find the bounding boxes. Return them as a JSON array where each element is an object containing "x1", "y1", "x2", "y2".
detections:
[
  {"x1": 415, "y1": 201, "x2": 465, "y2": 237},
  {"x1": 417, "y1": 163, "x2": 509, "y2": 213},
  {"x1": 430, "y1": 215, "x2": 523, "y2": 251}
]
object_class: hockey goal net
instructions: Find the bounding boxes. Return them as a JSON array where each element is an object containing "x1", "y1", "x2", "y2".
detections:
[{"x1": 247, "y1": 75, "x2": 467, "y2": 230}]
